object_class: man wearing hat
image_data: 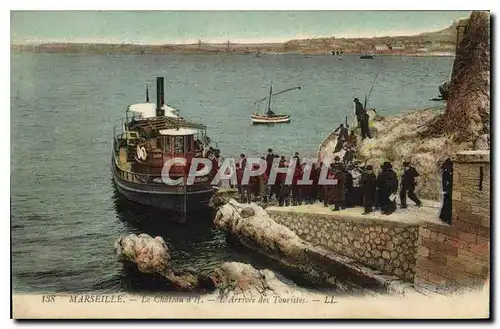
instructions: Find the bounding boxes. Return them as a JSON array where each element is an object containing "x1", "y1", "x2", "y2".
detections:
[
  {"x1": 354, "y1": 97, "x2": 364, "y2": 127},
  {"x1": 265, "y1": 148, "x2": 277, "y2": 176},
  {"x1": 330, "y1": 165, "x2": 346, "y2": 211},
  {"x1": 333, "y1": 156, "x2": 342, "y2": 170},
  {"x1": 360, "y1": 165, "x2": 377, "y2": 214},
  {"x1": 400, "y1": 161, "x2": 422, "y2": 208},
  {"x1": 360, "y1": 110, "x2": 372, "y2": 140},
  {"x1": 376, "y1": 161, "x2": 399, "y2": 215},
  {"x1": 343, "y1": 145, "x2": 355, "y2": 166},
  {"x1": 333, "y1": 124, "x2": 349, "y2": 153}
]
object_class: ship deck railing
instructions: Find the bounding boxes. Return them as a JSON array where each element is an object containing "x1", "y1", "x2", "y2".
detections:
[
  {"x1": 113, "y1": 156, "x2": 213, "y2": 190},
  {"x1": 128, "y1": 116, "x2": 207, "y2": 132},
  {"x1": 113, "y1": 116, "x2": 209, "y2": 150}
]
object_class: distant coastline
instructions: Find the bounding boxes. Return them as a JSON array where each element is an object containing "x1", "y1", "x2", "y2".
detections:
[
  {"x1": 10, "y1": 43, "x2": 455, "y2": 57},
  {"x1": 11, "y1": 21, "x2": 458, "y2": 57}
]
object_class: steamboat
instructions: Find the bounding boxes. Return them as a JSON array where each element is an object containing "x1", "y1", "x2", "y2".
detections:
[{"x1": 111, "y1": 77, "x2": 216, "y2": 221}]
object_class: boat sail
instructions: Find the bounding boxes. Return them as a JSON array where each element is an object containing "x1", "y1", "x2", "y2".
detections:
[
  {"x1": 250, "y1": 83, "x2": 301, "y2": 124},
  {"x1": 111, "y1": 77, "x2": 217, "y2": 222}
]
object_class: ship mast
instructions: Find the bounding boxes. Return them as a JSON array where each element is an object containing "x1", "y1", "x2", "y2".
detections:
[{"x1": 267, "y1": 83, "x2": 273, "y2": 114}]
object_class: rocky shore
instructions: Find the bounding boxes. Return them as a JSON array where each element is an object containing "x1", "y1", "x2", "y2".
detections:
[
  {"x1": 114, "y1": 232, "x2": 338, "y2": 298},
  {"x1": 115, "y1": 198, "x2": 429, "y2": 298}
]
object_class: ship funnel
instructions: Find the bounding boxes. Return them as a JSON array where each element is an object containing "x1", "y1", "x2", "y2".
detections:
[{"x1": 156, "y1": 77, "x2": 165, "y2": 117}]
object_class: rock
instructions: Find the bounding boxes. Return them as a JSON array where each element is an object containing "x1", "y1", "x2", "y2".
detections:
[
  {"x1": 115, "y1": 234, "x2": 309, "y2": 296},
  {"x1": 382, "y1": 251, "x2": 390, "y2": 259},
  {"x1": 209, "y1": 262, "x2": 298, "y2": 297},
  {"x1": 241, "y1": 207, "x2": 255, "y2": 218},
  {"x1": 394, "y1": 268, "x2": 404, "y2": 277},
  {"x1": 115, "y1": 233, "x2": 171, "y2": 275},
  {"x1": 438, "y1": 81, "x2": 450, "y2": 100},
  {"x1": 444, "y1": 12, "x2": 490, "y2": 142},
  {"x1": 115, "y1": 233, "x2": 209, "y2": 291},
  {"x1": 214, "y1": 199, "x2": 355, "y2": 288},
  {"x1": 474, "y1": 134, "x2": 490, "y2": 150},
  {"x1": 371, "y1": 250, "x2": 381, "y2": 258}
]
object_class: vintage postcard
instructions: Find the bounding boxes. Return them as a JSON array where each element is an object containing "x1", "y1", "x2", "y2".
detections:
[{"x1": 10, "y1": 9, "x2": 491, "y2": 319}]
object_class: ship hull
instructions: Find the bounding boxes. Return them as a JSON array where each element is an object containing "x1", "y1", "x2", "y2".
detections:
[
  {"x1": 111, "y1": 160, "x2": 214, "y2": 213},
  {"x1": 250, "y1": 114, "x2": 291, "y2": 124}
]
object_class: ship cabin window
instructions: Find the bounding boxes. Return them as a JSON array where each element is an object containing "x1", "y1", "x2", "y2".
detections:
[
  {"x1": 159, "y1": 136, "x2": 173, "y2": 153},
  {"x1": 185, "y1": 135, "x2": 194, "y2": 153},
  {"x1": 174, "y1": 136, "x2": 184, "y2": 154},
  {"x1": 159, "y1": 128, "x2": 198, "y2": 156}
]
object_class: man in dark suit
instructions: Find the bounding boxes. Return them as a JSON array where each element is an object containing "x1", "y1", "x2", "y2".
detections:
[
  {"x1": 400, "y1": 161, "x2": 422, "y2": 208},
  {"x1": 377, "y1": 162, "x2": 399, "y2": 215},
  {"x1": 354, "y1": 98, "x2": 364, "y2": 126},
  {"x1": 360, "y1": 165, "x2": 377, "y2": 214}
]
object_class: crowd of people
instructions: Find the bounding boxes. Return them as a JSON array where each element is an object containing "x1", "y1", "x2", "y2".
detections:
[
  {"x1": 207, "y1": 97, "x2": 453, "y2": 222},
  {"x1": 229, "y1": 149, "x2": 424, "y2": 216}
]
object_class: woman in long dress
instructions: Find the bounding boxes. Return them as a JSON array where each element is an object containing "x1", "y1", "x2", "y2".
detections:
[{"x1": 439, "y1": 158, "x2": 453, "y2": 224}]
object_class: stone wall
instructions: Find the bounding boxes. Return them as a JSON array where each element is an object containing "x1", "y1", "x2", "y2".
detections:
[
  {"x1": 414, "y1": 150, "x2": 490, "y2": 292},
  {"x1": 269, "y1": 211, "x2": 418, "y2": 281}
]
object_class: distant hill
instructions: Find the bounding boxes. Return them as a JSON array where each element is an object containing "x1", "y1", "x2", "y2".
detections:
[
  {"x1": 283, "y1": 21, "x2": 460, "y2": 54},
  {"x1": 11, "y1": 21, "x2": 461, "y2": 55},
  {"x1": 417, "y1": 20, "x2": 459, "y2": 41}
]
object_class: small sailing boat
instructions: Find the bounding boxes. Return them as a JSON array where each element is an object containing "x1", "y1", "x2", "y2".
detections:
[{"x1": 250, "y1": 83, "x2": 301, "y2": 124}]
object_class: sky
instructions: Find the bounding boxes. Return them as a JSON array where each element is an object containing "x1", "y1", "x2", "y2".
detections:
[{"x1": 10, "y1": 11, "x2": 471, "y2": 45}]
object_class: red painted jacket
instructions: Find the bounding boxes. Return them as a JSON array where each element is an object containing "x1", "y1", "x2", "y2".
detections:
[
  {"x1": 292, "y1": 165, "x2": 303, "y2": 186},
  {"x1": 276, "y1": 160, "x2": 287, "y2": 185},
  {"x1": 236, "y1": 168, "x2": 243, "y2": 186}
]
